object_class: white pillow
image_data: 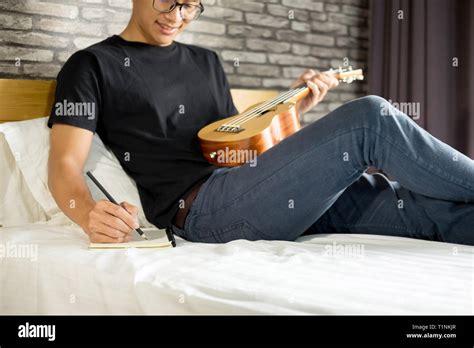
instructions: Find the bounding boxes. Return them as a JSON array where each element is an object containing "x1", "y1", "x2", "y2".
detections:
[
  {"x1": 0, "y1": 133, "x2": 47, "y2": 226},
  {"x1": 0, "y1": 118, "x2": 154, "y2": 228}
]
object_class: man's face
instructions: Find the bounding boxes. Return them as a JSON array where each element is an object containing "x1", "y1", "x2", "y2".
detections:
[{"x1": 132, "y1": 0, "x2": 200, "y2": 46}]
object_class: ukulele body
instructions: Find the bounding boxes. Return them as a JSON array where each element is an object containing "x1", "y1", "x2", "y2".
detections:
[{"x1": 198, "y1": 102, "x2": 301, "y2": 166}]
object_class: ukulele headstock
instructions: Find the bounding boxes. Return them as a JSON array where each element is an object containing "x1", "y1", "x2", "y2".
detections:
[{"x1": 329, "y1": 66, "x2": 364, "y2": 84}]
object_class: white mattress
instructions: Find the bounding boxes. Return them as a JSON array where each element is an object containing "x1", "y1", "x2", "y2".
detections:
[{"x1": 1, "y1": 222, "x2": 472, "y2": 314}]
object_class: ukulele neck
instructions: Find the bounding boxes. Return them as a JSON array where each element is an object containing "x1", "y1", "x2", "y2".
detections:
[{"x1": 283, "y1": 67, "x2": 364, "y2": 106}]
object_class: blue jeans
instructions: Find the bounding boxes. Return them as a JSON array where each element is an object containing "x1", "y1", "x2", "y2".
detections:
[{"x1": 172, "y1": 96, "x2": 474, "y2": 245}]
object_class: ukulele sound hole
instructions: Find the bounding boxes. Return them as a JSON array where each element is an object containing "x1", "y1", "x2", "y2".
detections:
[{"x1": 259, "y1": 107, "x2": 277, "y2": 116}]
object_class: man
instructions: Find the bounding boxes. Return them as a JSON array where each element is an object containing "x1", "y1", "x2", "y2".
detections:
[{"x1": 48, "y1": 0, "x2": 474, "y2": 245}]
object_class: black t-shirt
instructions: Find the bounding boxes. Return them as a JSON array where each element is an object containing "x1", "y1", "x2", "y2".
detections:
[{"x1": 48, "y1": 35, "x2": 238, "y2": 228}]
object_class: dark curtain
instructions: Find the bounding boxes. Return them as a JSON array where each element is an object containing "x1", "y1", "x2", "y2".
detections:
[{"x1": 369, "y1": 0, "x2": 474, "y2": 158}]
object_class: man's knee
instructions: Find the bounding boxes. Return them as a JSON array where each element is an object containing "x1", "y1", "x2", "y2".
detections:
[
  {"x1": 355, "y1": 95, "x2": 389, "y2": 117},
  {"x1": 327, "y1": 95, "x2": 386, "y2": 121},
  {"x1": 345, "y1": 95, "x2": 408, "y2": 127}
]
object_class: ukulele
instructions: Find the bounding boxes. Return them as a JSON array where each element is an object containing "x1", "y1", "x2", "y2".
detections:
[{"x1": 198, "y1": 67, "x2": 364, "y2": 167}]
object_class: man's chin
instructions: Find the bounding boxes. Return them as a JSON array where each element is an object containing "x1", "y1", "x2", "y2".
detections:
[{"x1": 149, "y1": 31, "x2": 179, "y2": 46}]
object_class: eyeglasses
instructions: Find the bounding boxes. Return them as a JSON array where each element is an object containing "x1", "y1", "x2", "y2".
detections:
[{"x1": 153, "y1": 0, "x2": 204, "y2": 21}]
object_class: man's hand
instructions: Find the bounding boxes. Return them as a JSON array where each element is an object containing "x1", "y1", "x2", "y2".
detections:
[
  {"x1": 83, "y1": 200, "x2": 140, "y2": 243},
  {"x1": 291, "y1": 69, "x2": 339, "y2": 115}
]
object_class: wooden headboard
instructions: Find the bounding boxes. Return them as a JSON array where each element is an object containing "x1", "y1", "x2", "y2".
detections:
[
  {"x1": 0, "y1": 79, "x2": 279, "y2": 123},
  {"x1": 0, "y1": 79, "x2": 56, "y2": 123}
]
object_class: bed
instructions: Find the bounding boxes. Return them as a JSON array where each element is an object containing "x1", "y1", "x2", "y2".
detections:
[{"x1": 0, "y1": 79, "x2": 473, "y2": 315}]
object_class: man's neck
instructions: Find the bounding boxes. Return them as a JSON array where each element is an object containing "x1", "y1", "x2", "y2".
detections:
[{"x1": 120, "y1": 21, "x2": 172, "y2": 47}]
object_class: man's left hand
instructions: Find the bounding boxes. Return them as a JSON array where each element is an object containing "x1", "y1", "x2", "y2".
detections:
[{"x1": 291, "y1": 69, "x2": 339, "y2": 115}]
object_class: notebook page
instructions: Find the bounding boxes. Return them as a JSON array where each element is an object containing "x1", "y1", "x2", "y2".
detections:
[{"x1": 89, "y1": 228, "x2": 172, "y2": 249}]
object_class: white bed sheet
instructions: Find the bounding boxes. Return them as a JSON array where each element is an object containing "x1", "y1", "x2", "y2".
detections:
[{"x1": 0, "y1": 222, "x2": 472, "y2": 315}]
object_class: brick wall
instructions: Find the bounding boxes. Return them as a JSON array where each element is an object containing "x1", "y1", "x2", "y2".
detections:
[{"x1": 0, "y1": 0, "x2": 369, "y2": 123}]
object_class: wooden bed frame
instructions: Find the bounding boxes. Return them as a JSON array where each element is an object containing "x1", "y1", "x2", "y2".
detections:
[{"x1": 0, "y1": 79, "x2": 279, "y2": 123}]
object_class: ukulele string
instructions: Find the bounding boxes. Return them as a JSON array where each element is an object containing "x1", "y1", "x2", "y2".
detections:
[
  {"x1": 223, "y1": 68, "x2": 352, "y2": 129},
  {"x1": 223, "y1": 87, "x2": 304, "y2": 127},
  {"x1": 225, "y1": 87, "x2": 306, "y2": 128},
  {"x1": 231, "y1": 87, "x2": 307, "y2": 127},
  {"x1": 230, "y1": 69, "x2": 344, "y2": 127},
  {"x1": 233, "y1": 70, "x2": 339, "y2": 126}
]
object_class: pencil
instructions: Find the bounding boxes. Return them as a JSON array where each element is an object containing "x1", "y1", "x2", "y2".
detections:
[{"x1": 86, "y1": 171, "x2": 149, "y2": 241}]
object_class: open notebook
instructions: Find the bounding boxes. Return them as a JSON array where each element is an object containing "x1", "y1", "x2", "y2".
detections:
[{"x1": 89, "y1": 228, "x2": 172, "y2": 249}]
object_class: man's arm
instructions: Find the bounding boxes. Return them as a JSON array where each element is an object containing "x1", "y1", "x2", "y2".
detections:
[{"x1": 48, "y1": 124, "x2": 139, "y2": 243}]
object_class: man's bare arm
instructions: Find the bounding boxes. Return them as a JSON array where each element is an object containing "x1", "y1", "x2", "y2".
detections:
[{"x1": 48, "y1": 124, "x2": 139, "y2": 243}]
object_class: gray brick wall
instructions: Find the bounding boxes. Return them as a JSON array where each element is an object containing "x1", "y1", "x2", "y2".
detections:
[{"x1": 0, "y1": 0, "x2": 369, "y2": 123}]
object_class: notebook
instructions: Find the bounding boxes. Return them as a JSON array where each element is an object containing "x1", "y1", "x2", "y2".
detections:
[{"x1": 89, "y1": 228, "x2": 172, "y2": 249}]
